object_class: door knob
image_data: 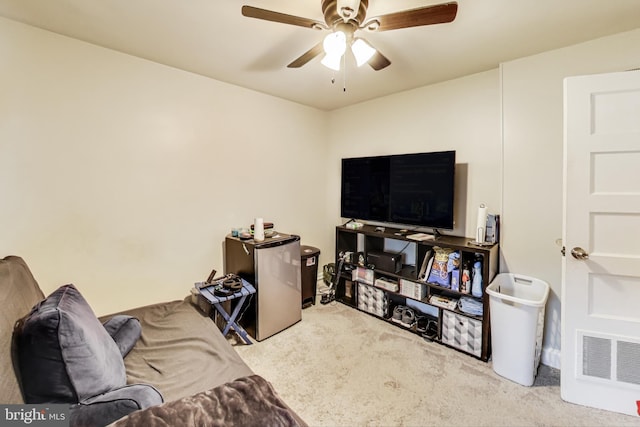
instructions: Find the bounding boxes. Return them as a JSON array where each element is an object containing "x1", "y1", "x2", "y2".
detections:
[{"x1": 571, "y1": 247, "x2": 589, "y2": 260}]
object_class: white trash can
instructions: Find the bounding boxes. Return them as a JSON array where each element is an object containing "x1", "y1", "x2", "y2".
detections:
[{"x1": 486, "y1": 273, "x2": 550, "y2": 386}]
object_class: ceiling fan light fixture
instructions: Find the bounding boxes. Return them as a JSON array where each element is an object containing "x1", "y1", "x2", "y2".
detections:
[
  {"x1": 322, "y1": 31, "x2": 347, "y2": 57},
  {"x1": 321, "y1": 53, "x2": 342, "y2": 71},
  {"x1": 351, "y1": 38, "x2": 376, "y2": 67},
  {"x1": 243, "y1": 2, "x2": 460, "y2": 72}
]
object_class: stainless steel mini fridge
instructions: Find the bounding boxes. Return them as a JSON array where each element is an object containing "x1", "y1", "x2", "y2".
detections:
[{"x1": 224, "y1": 233, "x2": 302, "y2": 341}]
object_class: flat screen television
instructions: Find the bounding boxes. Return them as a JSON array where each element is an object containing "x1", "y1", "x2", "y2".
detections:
[{"x1": 341, "y1": 150, "x2": 456, "y2": 230}]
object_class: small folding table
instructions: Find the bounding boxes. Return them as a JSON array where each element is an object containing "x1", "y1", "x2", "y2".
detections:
[{"x1": 196, "y1": 279, "x2": 256, "y2": 345}]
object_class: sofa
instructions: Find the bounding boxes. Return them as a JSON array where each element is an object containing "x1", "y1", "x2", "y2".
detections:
[{"x1": 0, "y1": 255, "x2": 306, "y2": 426}]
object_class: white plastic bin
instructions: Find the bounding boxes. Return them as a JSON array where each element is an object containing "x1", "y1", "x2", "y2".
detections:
[{"x1": 486, "y1": 273, "x2": 550, "y2": 386}]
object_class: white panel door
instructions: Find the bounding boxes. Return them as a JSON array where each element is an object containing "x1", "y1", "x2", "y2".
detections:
[{"x1": 562, "y1": 69, "x2": 640, "y2": 417}]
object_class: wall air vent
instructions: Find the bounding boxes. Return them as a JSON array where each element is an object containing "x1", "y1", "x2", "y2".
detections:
[
  {"x1": 617, "y1": 340, "x2": 640, "y2": 386},
  {"x1": 579, "y1": 330, "x2": 640, "y2": 388},
  {"x1": 582, "y1": 335, "x2": 611, "y2": 380}
]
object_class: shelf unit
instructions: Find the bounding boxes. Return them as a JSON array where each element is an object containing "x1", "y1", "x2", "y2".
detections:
[{"x1": 335, "y1": 224, "x2": 499, "y2": 361}]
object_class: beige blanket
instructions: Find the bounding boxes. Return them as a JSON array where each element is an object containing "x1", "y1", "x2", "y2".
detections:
[{"x1": 107, "y1": 298, "x2": 253, "y2": 403}]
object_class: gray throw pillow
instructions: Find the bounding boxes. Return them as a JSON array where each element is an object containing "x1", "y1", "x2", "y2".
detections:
[
  {"x1": 15, "y1": 284, "x2": 126, "y2": 403},
  {"x1": 102, "y1": 315, "x2": 142, "y2": 358}
]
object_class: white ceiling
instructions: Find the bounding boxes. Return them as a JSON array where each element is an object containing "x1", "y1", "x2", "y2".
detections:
[{"x1": 2, "y1": 0, "x2": 640, "y2": 111}]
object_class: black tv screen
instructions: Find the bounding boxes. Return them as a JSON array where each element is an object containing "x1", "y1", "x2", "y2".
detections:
[{"x1": 341, "y1": 151, "x2": 455, "y2": 229}]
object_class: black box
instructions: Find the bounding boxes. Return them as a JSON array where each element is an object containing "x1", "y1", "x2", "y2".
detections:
[{"x1": 366, "y1": 251, "x2": 402, "y2": 273}]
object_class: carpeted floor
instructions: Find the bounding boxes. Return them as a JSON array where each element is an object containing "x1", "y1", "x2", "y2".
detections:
[{"x1": 232, "y1": 297, "x2": 637, "y2": 427}]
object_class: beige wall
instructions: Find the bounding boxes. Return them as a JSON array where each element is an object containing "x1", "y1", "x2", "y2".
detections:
[{"x1": 0, "y1": 17, "x2": 330, "y2": 316}]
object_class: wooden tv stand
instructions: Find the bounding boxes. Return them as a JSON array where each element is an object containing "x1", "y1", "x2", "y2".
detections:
[{"x1": 334, "y1": 224, "x2": 499, "y2": 361}]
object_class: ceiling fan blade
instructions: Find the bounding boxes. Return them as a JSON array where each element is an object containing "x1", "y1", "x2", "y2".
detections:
[
  {"x1": 287, "y1": 42, "x2": 325, "y2": 68},
  {"x1": 242, "y1": 5, "x2": 327, "y2": 29},
  {"x1": 370, "y1": 2, "x2": 458, "y2": 32},
  {"x1": 368, "y1": 50, "x2": 391, "y2": 71}
]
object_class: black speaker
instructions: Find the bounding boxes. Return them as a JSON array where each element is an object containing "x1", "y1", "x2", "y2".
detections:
[{"x1": 366, "y1": 251, "x2": 402, "y2": 273}]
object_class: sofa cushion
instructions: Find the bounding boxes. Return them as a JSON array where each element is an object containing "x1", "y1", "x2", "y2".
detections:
[
  {"x1": 15, "y1": 284, "x2": 126, "y2": 403},
  {"x1": 69, "y1": 383, "x2": 163, "y2": 427},
  {"x1": 114, "y1": 299, "x2": 254, "y2": 403},
  {"x1": 102, "y1": 315, "x2": 142, "y2": 358},
  {"x1": 0, "y1": 256, "x2": 46, "y2": 404}
]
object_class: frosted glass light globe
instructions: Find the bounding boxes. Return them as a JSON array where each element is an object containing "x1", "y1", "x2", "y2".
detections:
[{"x1": 323, "y1": 31, "x2": 347, "y2": 57}]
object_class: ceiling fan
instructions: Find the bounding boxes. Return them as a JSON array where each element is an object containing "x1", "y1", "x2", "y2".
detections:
[{"x1": 241, "y1": 0, "x2": 458, "y2": 71}]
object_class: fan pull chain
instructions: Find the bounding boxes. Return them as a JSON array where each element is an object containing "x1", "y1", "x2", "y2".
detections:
[
  {"x1": 343, "y1": 54, "x2": 347, "y2": 92},
  {"x1": 328, "y1": 56, "x2": 347, "y2": 92}
]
